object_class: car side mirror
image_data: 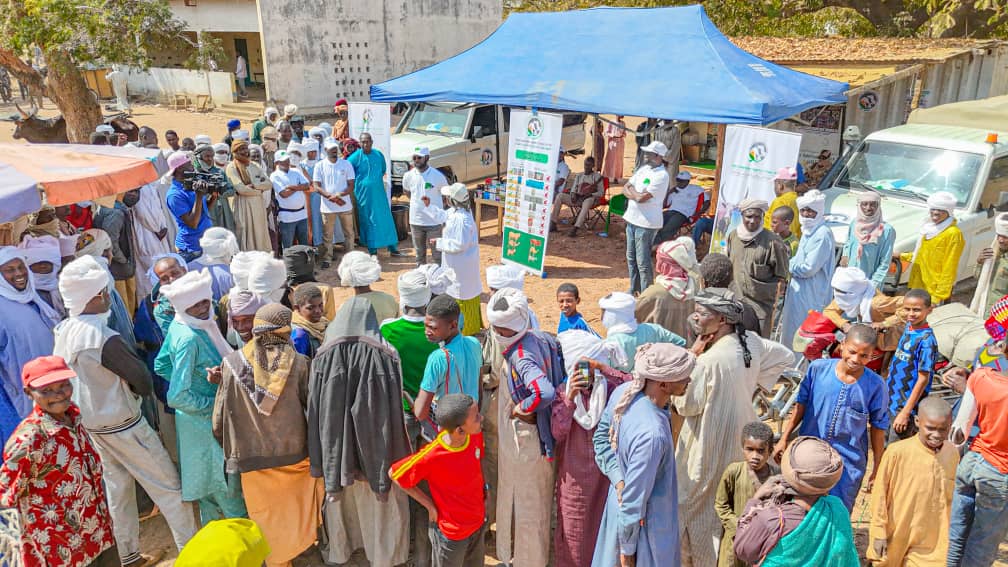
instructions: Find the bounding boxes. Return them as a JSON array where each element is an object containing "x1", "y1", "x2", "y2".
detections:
[{"x1": 471, "y1": 125, "x2": 483, "y2": 141}]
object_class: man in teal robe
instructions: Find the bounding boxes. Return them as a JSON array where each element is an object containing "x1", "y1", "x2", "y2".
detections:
[{"x1": 348, "y1": 133, "x2": 403, "y2": 256}]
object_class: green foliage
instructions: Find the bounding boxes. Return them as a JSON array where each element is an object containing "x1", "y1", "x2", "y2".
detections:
[{"x1": 1, "y1": 0, "x2": 224, "y2": 70}]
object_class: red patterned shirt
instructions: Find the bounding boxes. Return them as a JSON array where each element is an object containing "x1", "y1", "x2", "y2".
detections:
[{"x1": 0, "y1": 404, "x2": 114, "y2": 567}]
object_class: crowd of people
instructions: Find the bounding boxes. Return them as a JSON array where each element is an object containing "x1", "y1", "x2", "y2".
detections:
[{"x1": 0, "y1": 104, "x2": 1008, "y2": 567}]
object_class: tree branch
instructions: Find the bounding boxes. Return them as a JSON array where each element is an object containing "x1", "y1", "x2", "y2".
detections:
[{"x1": 0, "y1": 48, "x2": 46, "y2": 97}]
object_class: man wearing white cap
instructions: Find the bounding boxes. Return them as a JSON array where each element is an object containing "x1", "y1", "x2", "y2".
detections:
[
  {"x1": 622, "y1": 140, "x2": 671, "y2": 294},
  {"x1": 154, "y1": 270, "x2": 246, "y2": 524},
  {"x1": 0, "y1": 246, "x2": 60, "y2": 420},
  {"x1": 556, "y1": 146, "x2": 571, "y2": 193},
  {"x1": 298, "y1": 138, "x2": 324, "y2": 247},
  {"x1": 899, "y1": 190, "x2": 965, "y2": 304},
  {"x1": 270, "y1": 150, "x2": 312, "y2": 250},
  {"x1": 436, "y1": 183, "x2": 483, "y2": 335},
  {"x1": 55, "y1": 256, "x2": 197, "y2": 566},
  {"x1": 780, "y1": 189, "x2": 836, "y2": 346},
  {"x1": 655, "y1": 170, "x2": 705, "y2": 245},
  {"x1": 972, "y1": 212, "x2": 1008, "y2": 314},
  {"x1": 314, "y1": 137, "x2": 357, "y2": 268},
  {"x1": 402, "y1": 146, "x2": 448, "y2": 266}
]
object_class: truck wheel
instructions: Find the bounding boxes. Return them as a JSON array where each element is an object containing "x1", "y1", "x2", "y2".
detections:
[{"x1": 439, "y1": 167, "x2": 456, "y2": 184}]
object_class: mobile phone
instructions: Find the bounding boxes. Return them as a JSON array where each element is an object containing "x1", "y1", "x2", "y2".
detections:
[{"x1": 576, "y1": 360, "x2": 590, "y2": 381}]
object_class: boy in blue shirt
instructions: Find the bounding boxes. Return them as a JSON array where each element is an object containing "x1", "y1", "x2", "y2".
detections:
[
  {"x1": 412, "y1": 294, "x2": 483, "y2": 423},
  {"x1": 556, "y1": 283, "x2": 598, "y2": 336},
  {"x1": 886, "y1": 288, "x2": 937, "y2": 441}
]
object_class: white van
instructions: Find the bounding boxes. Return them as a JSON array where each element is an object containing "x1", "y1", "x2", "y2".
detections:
[{"x1": 389, "y1": 103, "x2": 586, "y2": 189}]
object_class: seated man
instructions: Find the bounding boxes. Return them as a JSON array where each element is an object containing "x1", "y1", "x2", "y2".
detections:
[
  {"x1": 550, "y1": 156, "x2": 605, "y2": 237},
  {"x1": 655, "y1": 171, "x2": 704, "y2": 245}
]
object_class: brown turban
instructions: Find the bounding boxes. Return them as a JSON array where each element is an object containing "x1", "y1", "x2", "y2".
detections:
[{"x1": 781, "y1": 436, "x2": 844, "y2": 496}]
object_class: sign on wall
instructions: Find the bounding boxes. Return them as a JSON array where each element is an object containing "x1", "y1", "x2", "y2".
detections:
[
  {"x1": 348, "y1": 102, "x2": 392, "y2": 201},
  {"x1": 501, "y1": 109, "x2": 563, "y2": 274},
  {"x1": 710, "y1": 125, "x2": 802, "y2": 254}
]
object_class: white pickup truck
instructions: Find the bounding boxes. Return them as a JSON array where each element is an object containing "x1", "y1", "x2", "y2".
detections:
[
  {"x1": 821, "y1": 96, "x2": 1008, "y2": 288},
  {"x1": 389, "y1": 102, "x2": 586, "y2": 190}
]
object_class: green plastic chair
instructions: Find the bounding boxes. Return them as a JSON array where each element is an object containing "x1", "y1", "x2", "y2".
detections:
[{"x1": 602, "y1": 193, "x2": 628, "y2": 236}]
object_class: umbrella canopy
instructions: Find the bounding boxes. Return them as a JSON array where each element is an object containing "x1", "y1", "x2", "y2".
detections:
[
  {"x1": 371, "y1": 5, "x2": 848, "y2": 124},
  {"x1": 0, "y1": 143, "x2": 161, "y2": 223}
]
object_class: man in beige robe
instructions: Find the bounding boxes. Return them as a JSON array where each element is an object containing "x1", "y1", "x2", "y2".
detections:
[{"x1": 675, "y1": 289, "x2": 793, "y2": 567}]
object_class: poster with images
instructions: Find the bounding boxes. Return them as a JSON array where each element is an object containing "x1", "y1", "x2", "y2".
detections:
[
  {"x1": 710, "y1": 125, "x2": 802, "y2": 254},
  {"x1": 501, "y1": 109, "x2": 562, "y2": 274},
  {"x1": 348, "y1": 102, "x2": 392, "y2": 201}
]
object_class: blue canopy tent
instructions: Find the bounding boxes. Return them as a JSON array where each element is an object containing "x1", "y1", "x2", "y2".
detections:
[{"x1": 370, "y1": 5, "x2": 848, "y2": 124}]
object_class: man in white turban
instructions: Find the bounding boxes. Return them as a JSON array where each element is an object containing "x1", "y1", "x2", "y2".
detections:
[
  {"x1": 55, "y1": 256, "x2": 198, "y2": 566},
  {"x1": 727, "y1": 199, "x2": 789, "y2": 337},
  {"x1": 486, "y1": 287, "x2": 558, "y2": 567},
  {"x1": 18, "y1": 234, "x2": 64, "y2": 316},
  {"x1": 247, "y1": 257, "x2": 288, "y2": 303},
  {"x1": 780, "y1": 189, "x2": 836, "y2": 347},
  {"x1": 972, "y1": 212, "x2": 1008, "y2": 315},
  {"x1": 75, "y1": 228, "x2": 138, "y2": 347},
  {"x1": 599, "y1": 291, "x2": 685, "y2": 372},
  {"x1": 154, "y1": 270, "x2": 245, "y2": 524},
  {"x1": 337, "y1": 251, "x2": 398, "y2": 323},
  {"x1": 840, "y1": 191, "x2": 894, "y2": 290},
  {"x1": 486, "y1": 263, "x2": 541, "y2": 329},
  {"x1": 0, "y1": 246, "x2": 60, "y2": 422},
  {"x1": 822, "y1": 267, "x2": 905, "y2": 352},
  {"x1": 895, "y1": 190, "x2": 965, "y2": 304},
  {"x1": 189, "y1": 227, "x2": 238, "y2": 301}
]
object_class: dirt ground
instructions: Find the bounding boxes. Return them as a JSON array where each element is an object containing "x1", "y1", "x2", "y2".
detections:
[{"x1": 4, "y1": 101, "x2": 1008, "y2": 566}]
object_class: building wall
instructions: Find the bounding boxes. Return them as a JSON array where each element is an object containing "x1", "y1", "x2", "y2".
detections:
[
  {"x1": 256, "y1": 0, "x2": 502, "y2": 112},
  {"x1": 125, "y1": 67, "x2": 235, "y2": 106},
  {"x1": 168, "y1": 0, "x2": 260, "y2": 33}
]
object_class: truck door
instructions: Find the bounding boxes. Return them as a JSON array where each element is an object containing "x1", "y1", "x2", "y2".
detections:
[
  {"x1": 466, "y1": 105, "x2": 499, "y2": 183},
  {"x1": 965, "y1": 155, "x2": 1008, "y2": 280}
]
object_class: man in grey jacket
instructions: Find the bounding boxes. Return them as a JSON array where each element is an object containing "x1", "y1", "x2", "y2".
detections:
[{"x1": 54, "y1": 256, "x2": 196, "y2": 567}]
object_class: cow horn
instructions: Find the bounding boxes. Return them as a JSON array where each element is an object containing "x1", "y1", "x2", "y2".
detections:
[{"x1": 13, "y1": 102, "x2": 29, "y2": 119}]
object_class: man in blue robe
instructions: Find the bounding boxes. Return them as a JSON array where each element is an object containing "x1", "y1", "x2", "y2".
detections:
[
  {"x1": 0, "y1": 247, "x2": 61, "y2": 439},
  {"x1": 780, "y1": 189, "x2": 836, "y2": 348},
  {"x1": 592, "y1": 343, "x2": 696, "y2": 567},
  {"x1": 348, "y1": 133, "x2": 404, "y2": 256}
]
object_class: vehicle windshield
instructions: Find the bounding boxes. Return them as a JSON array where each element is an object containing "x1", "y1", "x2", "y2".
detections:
[
  {"x1": 835, "y1": 140, "x2": 983, "y2": 206},
  {"x1": 404, "y1": 103, "x2": 468, "y2": 136}
]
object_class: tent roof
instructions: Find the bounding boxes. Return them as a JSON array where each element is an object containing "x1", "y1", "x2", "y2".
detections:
[{"x1": 370, "y1": 5, "x2": 848, "y2": 125}]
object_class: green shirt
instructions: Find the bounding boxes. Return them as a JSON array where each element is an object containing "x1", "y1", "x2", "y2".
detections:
[{"x1": 380, "y1": 316, "x2": 439, "y2": 405}]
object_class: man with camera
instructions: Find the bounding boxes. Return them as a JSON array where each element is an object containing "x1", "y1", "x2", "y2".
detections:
[{"x1": 165, "y1": 151, "x2": 213, "y2": 262}]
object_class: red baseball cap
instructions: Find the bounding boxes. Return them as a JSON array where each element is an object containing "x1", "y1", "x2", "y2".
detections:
[{"x1": 21, "y1": 356, "x2": 76, "y2": 389}]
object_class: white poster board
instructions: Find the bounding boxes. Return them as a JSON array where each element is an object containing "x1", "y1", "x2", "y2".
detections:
[
  {"x1": 348, "y1": 102, "x2": 392, "y2": 201},
  {"x1": 710, "y1": 125, "x2": 802, "y2": 254},
  {"x1": 501, "y1": 109, "x2": 563, "y2": 274}
]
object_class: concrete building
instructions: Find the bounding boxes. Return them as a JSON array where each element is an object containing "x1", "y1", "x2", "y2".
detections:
[{"x1": 166, "y1": 0, "x2": 502, "y2": 112}]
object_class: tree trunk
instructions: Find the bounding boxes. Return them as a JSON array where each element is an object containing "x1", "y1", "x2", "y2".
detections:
[{"x1": 43, "y1": 49, "x2": 102, "y2": 143}]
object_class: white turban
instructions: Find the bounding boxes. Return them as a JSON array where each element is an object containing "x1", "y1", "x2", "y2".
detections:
[
  {"x1": 229, "y1": 251, "x2": 271, "y2": 292},
  {"x1": 284, "y1": 104, "x2": 298, "y2": 117},
  {"x1": 19, "y1": 235, "x2": 62, "y2": 292},
  {"x1": 59, "y1": 234, "x2": 79, "y2": 258},
  {"x1": 338, "y1": 251, "x2": 381, "y2": 287},
  {"x1": 59, "y1": 255, "x2": 112, "y2": 317},
  {"x1": 557, "y1": 329, "x2": 628, "y2": 429},
  {"x1": 830, "y1": 266, "x2": 875, "y2": 323},
  {"x1": 599, "y1": 292, "x2": 638, "y2": 335},
  {"x1": 161, "y1": 269, "x2": 233, "y2": 358},
  {"x1": 927, "y1": 191, "x2": 957, "y2": 214},
  {"x1": 0, "y1": 246, "x2": 60, "y2": 324},
  {"x1": 302, "y1": 139, "x2": 319, "y2": 154},
  {"x1": 486, "y1": 264, "x2": 526, "y2": 291},
  {"x1": 194, "y1": 134, "x2": 212, "y2": 146},
  {"x1": 415, "y1": 263, "x2": 455, "y2": 295},
  {"x1": 75, "y1": 228, "x2": 112, "y2": 260},
  {"x1": 796, "y1": 189, "x2": 827, "y2": 232},
  {"x1": 199, "y1": 227, "x2": 239, "y2": 266},
  {"x1": 997, "y1": 212, "x2": 1008, "y2": 238},
  {"x1": 265, "y1": 107, "x2": 279, "y2": 120},
  {"x1": 247, "y1": 258, "x2": 287, "y2": 302},
  {"x1": 318, "y1": 122, "x2": 333, "y2": 136},
  {"x1": 398, "y1": 269, "x2": 432, "y2": 309},
  {"x1": 232, "y1": 129, "x2": 250, "y2": 141},
  {"x1": 487, "y1": 288, "x2": 531, "y2": 349},
  {"x1": 308, "y1": 127, "x2": 326, "y2": 139},
  {"x1": 95, "y1": 124, "x2": 115, "y2": 135}
]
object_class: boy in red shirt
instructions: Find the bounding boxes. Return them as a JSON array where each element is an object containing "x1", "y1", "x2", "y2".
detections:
[{"x1": 391, "y1": 393, "x2": 485, "y2": 567}]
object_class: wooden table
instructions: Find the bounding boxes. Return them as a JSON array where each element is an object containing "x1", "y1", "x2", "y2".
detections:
[{"x1": 474, "y1": 197, "x2": 505, "y2": 236}]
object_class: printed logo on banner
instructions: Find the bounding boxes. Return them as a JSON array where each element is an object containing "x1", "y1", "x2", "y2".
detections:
[
  {"x1": 858, "y1": 92, "x2": 879, "y2": 112},
  {"x1": 526, "y1": 117, "x2": 543, "y2": 139},
  {"x1": 361, "y1": 109, "x2": 373, "y2": 130},
  {"x1": 748, "y1": 142, "x2": 768, "y2": 163}
]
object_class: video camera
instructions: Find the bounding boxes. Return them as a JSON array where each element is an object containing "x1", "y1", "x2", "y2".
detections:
[{"x1": 182, "y1": 170, "x2": 228, "y2": 195}]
